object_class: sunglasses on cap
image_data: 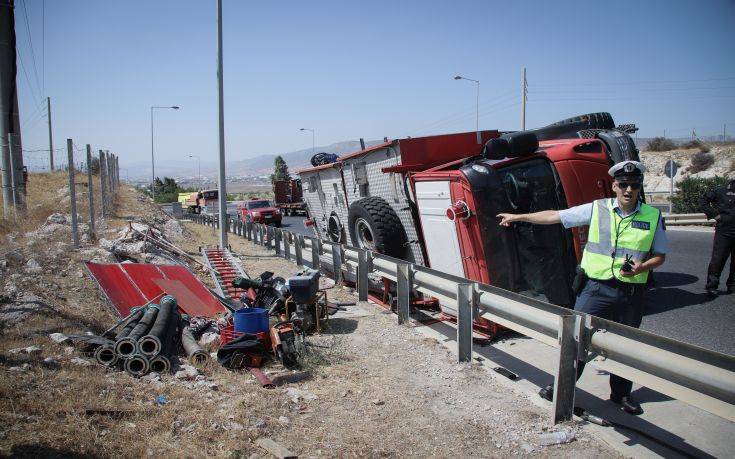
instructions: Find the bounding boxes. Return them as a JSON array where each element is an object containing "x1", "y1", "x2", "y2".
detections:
[{"x1": 615, "y1": 181, "x2": 642, "y2": 190}]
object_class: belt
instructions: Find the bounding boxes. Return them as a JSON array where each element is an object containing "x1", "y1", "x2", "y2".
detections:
[{"x1": 593, "y1": 277, "x2": 644, "y2": 295}]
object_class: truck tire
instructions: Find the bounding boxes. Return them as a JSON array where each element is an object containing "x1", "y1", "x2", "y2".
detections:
[
  {"x1": 548, "y1": 112, "x2": 615, "y2": 130},
  {"x1": 531, "y1": 112, "x2": 616, "y2": 141},
  {"x1": 348, "y1": 196, "x2": 407, "y2": 258},
  {"x1": 596, "y1": 130, "x2": 640, "y2": 164}
]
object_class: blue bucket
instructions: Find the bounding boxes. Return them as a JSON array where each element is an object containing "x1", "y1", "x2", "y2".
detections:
[{"x1": 233, "y1": 308, "x2": 269, "y2": 334}]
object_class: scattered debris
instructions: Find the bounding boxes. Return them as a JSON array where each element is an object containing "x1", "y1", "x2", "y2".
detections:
[
  {"x1": 49, "y1": 332, "x2": 70, "y2": 344},
  {"x1": 255, "y1": 438, "x2": 298, "y2": 459},
  {"x1": 538, "y1": 430, "x2": 576, "y2": 446},
  {"x1": 155, "y1": 395, "x2": 169, "y2": 406},
  {"x1": 70, "y1": 357, "x2": 92, "y2": 366}
]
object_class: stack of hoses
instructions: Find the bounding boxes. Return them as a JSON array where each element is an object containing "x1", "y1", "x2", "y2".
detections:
[{"x1": 94, "y1": 295, "x2": 209, "y2": 377}]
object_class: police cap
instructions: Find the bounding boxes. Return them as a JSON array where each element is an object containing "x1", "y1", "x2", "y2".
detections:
[{"x1": 608, "y1": 160, "x2": 646, "y2": 180}]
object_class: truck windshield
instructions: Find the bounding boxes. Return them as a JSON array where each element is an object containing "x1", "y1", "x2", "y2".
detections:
[
  {"x1": 247, "y1": 201, "x2": 271, "y2": 209},
  {"x1": 469, "y1": 158, "x2": 577, "y2": 308}
]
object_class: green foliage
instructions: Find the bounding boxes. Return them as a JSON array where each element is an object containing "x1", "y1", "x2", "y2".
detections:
[
  {"x1": 671, "y1": 176, "x2": 730, "y2": 213},
  {"x1": 681, "y1": 139, "x2": 711, "y2": 153},
  {"x1": 145, "y1": 177, "x2": 196, "y2": 203},
  {"x1": 646, "y1": 137, "x2": 677, "y2": 152},
  {"x1": 688, "y1": 151, "x2": 715, "y2": 173},
  {"x1": 271, "y1": 156, "x2": 290, "y2": 183}
]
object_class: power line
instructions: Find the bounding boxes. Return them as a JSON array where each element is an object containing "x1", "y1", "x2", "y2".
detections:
[
  {"x1": 16, "y1": 48, "x2": 41, "y2": 107},
  {"x1": 532, "y1": 76, "x2": 735, "y2": 88},
  {"x1": 19, "y1": 0, "x2": 42, "y2": 98}
]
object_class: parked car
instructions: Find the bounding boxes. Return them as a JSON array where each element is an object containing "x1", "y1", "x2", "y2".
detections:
[{"x1": 237, "y1": 199, "x2": 282, "y2": 226}]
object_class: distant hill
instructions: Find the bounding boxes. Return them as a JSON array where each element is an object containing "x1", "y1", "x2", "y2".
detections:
[
  {"x1": 228, "y1": 139, "x2": 384, "y2": 175},
  {"x1": 124, "y1": 139, "x2": 385, "y2": 179}
]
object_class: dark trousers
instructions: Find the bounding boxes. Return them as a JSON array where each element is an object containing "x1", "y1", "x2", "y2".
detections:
[
  {"x1": 574, "y1": 278, "x2": 645, "y2": 399},
  {"x1": 706, "y1": 230, "x2": 735, "y2": 290}
]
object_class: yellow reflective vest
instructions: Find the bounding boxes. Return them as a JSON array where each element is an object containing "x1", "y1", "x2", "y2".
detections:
[{"x1": 580, "y1": 199, "x2": 660, "y2": 284}]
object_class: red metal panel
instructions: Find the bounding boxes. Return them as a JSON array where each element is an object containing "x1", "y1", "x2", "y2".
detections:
[
  {"x1": 85, "y1": 262, "x2": 226, "y2": 318},
  {"x1": 84, "y1": 262, "x2": 147, "y2": 316},
  {"x1": 397, "y1": 130, "x2": 500, "y2": 170},
  {"x1": 156, "y1": 265, "x2": 227, "y2": 316},
  {"x1": 120, "y1": 264, "x2": 169, "y2": 302}
]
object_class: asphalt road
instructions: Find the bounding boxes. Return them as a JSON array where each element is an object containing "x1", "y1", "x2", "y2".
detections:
[
  {"x1": 642, "y1": 228, "x2": 734, "y2": 355},
  {"x1": 267, "y1": 216, "x2": 735, "y2": 355}
]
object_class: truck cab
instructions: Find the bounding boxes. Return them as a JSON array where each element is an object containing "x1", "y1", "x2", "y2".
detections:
[{"x1": 411, "y1": 135, "x2": 613, "y2": 310}]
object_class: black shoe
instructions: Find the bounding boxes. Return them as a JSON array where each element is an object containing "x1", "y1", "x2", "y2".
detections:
[
  {"x1": 706, "y1": 288, "x2": 718, "y2": 298},
  {"x1": 538, "y1": 384, "x2": 554, "y2": 402},
  {"x1": 610, "y1": 395, "x2": 643, "y2": 415}
]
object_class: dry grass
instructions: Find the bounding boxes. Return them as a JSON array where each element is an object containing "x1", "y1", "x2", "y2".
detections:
[{"x1": 0, "y1": 170, "x2": 116, "y2": 239}]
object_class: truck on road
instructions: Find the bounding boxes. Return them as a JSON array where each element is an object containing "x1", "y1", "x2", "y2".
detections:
[
  {"x1": 297, "y1": 112, "x2": 640, "y2": 326},
  {"x1": 273, "y1": 179, "x2": 308, "y2": 216}
]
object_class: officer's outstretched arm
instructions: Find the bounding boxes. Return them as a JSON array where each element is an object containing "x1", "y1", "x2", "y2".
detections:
[{"x1": 497, "y1": 210, "x2": 561, "y2": 227}]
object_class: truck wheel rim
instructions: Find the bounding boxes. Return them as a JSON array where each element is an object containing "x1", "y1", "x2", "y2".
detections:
[{"x1": 354, "y1": 218, "x2": 375, "y2": 250}]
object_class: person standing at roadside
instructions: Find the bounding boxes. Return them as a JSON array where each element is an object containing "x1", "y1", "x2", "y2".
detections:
[
  {"x1": 700, "y1": 179, "x2": 735, "y2": 297},
  {"x1": 497, "y1": 161, "x2": 667, "y2": 415}
]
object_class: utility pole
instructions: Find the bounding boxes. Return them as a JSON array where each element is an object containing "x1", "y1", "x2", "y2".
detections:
[
  {"x1": 724, "y1": 124, "x2": 727, "y2": 143},
  {"x1": 216, "y1": 0, "x2": 228, "y2": 248},
  {"x1": 521, "y1": 67, "x2": 527, "y2": 130},
  {"x1": 86, "y1": 144, "x2": 95, "y2": 235},
  {"x1": 1, "y1": 0, "x2": 25, "y2": 212},
  {"x1": 47, "y1": 97, "x2": 54, "y2": 170}
]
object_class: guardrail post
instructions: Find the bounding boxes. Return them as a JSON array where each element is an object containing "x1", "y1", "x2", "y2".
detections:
[
  {"x1": 274, "y1": 229, "x2": 282, "y2": 255},
  {"x1": 253, "y1": 224, "x2": 259, "y2": 244},
  {"x1": 357, "y1": 249, "x2": 371, "y2": 302},
  {"x1": 332, "y1": 243, "x2": 343, "y2": 285},
  {"x1": 311, "y1": 237, "x2": 322, "y2": 270},
  {"x1": 260, "y1": 225, "x2": 266, "y2": 246},
  {"x1": 396, "y1": 263, "x2": 411, "y2": 325},
  {"x1": 552, "y1": 315, "x2": 579, "y2": 424},
  {"x1": 295, "y1": 235, "x2": 304, "y2": 266},
  {"x1": 246, "y1": 222, "x2": 252, "y2": 240},
  {"x1": 283, "y1": 231, "x2": 291, "y2": 259},
  {"x1": 457, "y1": 283, "x2": 474, "y2": 363},
  {"x1": 266, "y1": 226, "x2": 273, "y2": 250}
]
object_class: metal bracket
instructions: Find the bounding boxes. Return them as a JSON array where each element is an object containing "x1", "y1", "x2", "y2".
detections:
[
  {"x1": 552, "y1": 315, "x2": 578, "y2": 424},
  {"x1": 396, "y1": 263, "x2": 412, "y2": 325},
  {"x1": 456, "y1": 283, "x2": 475, "y2": 363}
]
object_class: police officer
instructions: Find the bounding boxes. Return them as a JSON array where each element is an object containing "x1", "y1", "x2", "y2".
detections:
[
  {"x1": 497, "y1": 160, "x2": 667, "y2": 415},
  {"x1": 699, "y1": 179, "x2": 735, "y2": 297}
]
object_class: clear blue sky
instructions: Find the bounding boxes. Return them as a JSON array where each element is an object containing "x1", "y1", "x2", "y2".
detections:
[{"x1": 13, "y1": 0, "x2": 735, "y2": 174}]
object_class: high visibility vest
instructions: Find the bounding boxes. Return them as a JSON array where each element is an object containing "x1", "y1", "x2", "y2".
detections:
[{"x1": 580, "y1": 199, "x2": 660, "y2": 284}]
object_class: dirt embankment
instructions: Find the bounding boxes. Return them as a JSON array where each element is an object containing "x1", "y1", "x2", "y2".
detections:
[
  {"x1": 641, "y1": 145, "x2": 735, "y2": 193},
  {"x1": 1, "y1": 173, "x2": 616, "y2": 457}
]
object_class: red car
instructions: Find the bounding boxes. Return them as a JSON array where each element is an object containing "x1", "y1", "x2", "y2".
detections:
[{"x1": 237, "y1": 199, "x2": 282, "y2": 226}]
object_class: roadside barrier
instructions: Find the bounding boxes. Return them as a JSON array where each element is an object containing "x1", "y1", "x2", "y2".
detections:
[
  {"x1": 186, "y1": 213, "x2": 735, "y2": 425},
  {"x1": 663, "y1": 213, "x2": 715, "y2": 226}
]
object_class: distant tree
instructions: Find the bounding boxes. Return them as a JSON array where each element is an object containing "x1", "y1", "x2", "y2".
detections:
[
  {"x1": 150, "y1": 176, "x2": 187, "y2": 203},
  {"x1": 646, "y1": 137, "x2": 677, "y2": 152},
  {"x1": 271, "y1": 156, "x2": 290, "y2": 183}
]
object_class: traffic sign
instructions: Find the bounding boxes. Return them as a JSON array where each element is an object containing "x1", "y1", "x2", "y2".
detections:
[{"x1": 664, "y1": 159, "x2": 678, "y2": 178}]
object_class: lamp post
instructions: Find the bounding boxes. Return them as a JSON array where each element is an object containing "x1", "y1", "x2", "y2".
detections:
[
  {"x1": 300, "y1": 128, "x2": 315, "y2": 156},
  {"x1": 150, "y1": 105, "x2": 180, "y2": 201},
  {"x1": 189, "y1": 154, "x2": 201, "y2": 190},
  {"x1": 454, "y1": 75, "x2": 480, "y2": 143}
]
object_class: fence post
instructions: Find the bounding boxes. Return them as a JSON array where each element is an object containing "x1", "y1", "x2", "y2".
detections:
[
  {"x1": 274, "y1": 229, "x2": 282, "y2": 255},
  {"x1": 552, "y1": 315, "x2": 579, "y2": 424},
  {"x1": 457, "y1": 283, "x2": 474, "y2": 363},
  {"x1": 332, "y1": 243, "x2": 343, "y2": 285},
  {"x1": 295, "y1": 235, "x2": 304, "y2": 266},
  {"x1": 311, "y1": 237, "x2": 321, "y2": 270},
  {"x1": 283, "y1": 231, "x2": 291, "y2": 259},
  {"x1": 99, "y1": 150, "x2": 107, "y2": 218},
  {"x1": 85, "y1": 145, "x2": 95, "y2": 236},
  {"x1": 396, "y1": 263, "x2": 411, "y2": 324},
  {"x1": 7, "y1": 134, "x2": 18, "y2": 208},
  {"x1": 357, "y1": 249, "x2": 371, "y2": 302},
  {"x1": 67, "y1": 139, "x2": 80, "y2": 248}
]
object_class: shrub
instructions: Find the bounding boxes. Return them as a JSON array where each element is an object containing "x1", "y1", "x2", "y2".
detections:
[
  {"x1": 646, "y1": 137, "x2": 676, "y2": 151},
  {"x1": 671, "y1": 176, "x2": 730, "y2": 213},
  {"x1": 681, "y1": 139, "x2": 711, "y2": 153},
  {"x1": 689, "y1": 151, "x2": 715, "y2": 173}
]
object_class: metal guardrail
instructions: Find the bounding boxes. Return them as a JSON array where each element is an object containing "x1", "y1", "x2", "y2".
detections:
[
  {"x1": 663, "y1": 213, "x2": 715, "y2": 226},
  {"x1": 186, "y1": 213, "x2": 735, "y2": 424}
]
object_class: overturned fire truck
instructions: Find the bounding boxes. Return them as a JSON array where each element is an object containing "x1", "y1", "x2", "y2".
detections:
[{"x1": 297, "y1": 112, "x2": 640, "y2": 318}]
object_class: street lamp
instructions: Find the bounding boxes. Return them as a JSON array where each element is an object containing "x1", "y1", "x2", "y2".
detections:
[
  {"x1": 300, "y1": 128, "x2": 315, "y2": 156},
  {"x1": 150, "y1": 105, "x2": 180, "y2": 201},
  {"x1": 189, "y1": 154, "x2": 201, "y2": 190},
  {"x1": 454, "y1": 75, "x2": 480, "y2": 143}
]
